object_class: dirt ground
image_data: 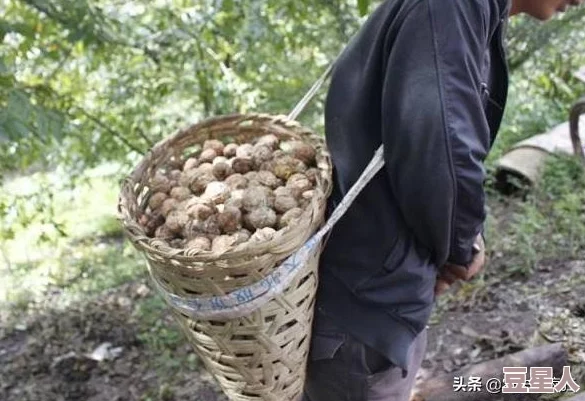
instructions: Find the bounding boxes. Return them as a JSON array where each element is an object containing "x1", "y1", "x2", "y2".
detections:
[
  {"x1": 0, "y1": 282, "x2": 227, "y2": 401},
  {"x1": 419, "y1": 259, "x2": 585, "y2": 395},
  {"x1": 1, "y1": 260, "x2": 584, "y2": 401}
]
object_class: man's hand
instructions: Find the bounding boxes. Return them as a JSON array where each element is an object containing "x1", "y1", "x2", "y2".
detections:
[{"x1": 434, "y1": 234, "x2": 485, "y2": 296}]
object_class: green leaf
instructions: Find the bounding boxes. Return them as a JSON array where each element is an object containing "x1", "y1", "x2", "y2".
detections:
[
  {"x1": 47, "y1": 111, "x2": 65, "y2": 140},
  {"x1": 1, "y1": 227, "x2": 15, "y2": 241},
  {"x1": 6, "y1": 118, "x2": 30, "y2": 139},
  {"x1": 0, "y1": 122, "x2": 7, "y2": 141},
  {"x1": 0, "y1": 21, "x2": 35, "y2": 38},
  {"x1": 357, "y1": 0, "x2": 370, "y2": 16},
  {"x1": 7, "y1": 90, "x2": 31, "y2": 122},
  {"x1": 37, "y1": 110, "x2": 49, "y2": 138}
]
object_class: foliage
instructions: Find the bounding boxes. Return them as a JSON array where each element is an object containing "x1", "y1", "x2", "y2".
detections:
[
  {"x1": 485, "y1": 153, "x2": 585, "y2": 276},
  {"x1": 1, "y1": 0, "x2": 585, "y2": 288},
  {"x1": 0, "y1": 0, "x2": 360, "y2": 176}
]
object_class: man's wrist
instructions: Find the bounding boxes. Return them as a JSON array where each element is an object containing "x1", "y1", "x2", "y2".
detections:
[{"x1": 472, "y1": 242, "x2": 481, "y2": 255}]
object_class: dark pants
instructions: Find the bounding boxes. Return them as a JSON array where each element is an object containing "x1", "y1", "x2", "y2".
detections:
[{"x1": 302, "y1": 313, "x2": 427, "y2": 401}]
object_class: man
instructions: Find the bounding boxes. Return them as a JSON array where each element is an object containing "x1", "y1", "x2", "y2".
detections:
[{"x1": 303, "y1": 0, "x2": 583, "y2": 400}]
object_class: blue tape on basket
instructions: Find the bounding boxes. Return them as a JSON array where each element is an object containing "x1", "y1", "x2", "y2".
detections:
[{"x1": 148, "y1": 145, "x2": 385, "y2": 320}]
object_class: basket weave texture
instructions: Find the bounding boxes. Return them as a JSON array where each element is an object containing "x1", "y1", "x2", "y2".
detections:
[{"x1": 118, "y1": 113, "x2": 333, "y2": 401}]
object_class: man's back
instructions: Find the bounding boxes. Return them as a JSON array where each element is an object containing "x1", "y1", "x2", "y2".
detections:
[
  {"x1": 304, "y1": 1, "x2": 583, "y2": 400},
  {"x1": 316, "y1": 0, "x2": 510, "y2": 372}
]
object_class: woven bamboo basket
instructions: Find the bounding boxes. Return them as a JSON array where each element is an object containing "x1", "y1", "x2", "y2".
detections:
[{"x1": 118, "y1": 113, "x2": 333, "y2": 401}]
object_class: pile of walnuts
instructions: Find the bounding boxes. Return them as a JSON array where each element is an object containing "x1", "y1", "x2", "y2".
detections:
[{"x1": 138, "y1": 134, "x2": 321, "y2": 253}]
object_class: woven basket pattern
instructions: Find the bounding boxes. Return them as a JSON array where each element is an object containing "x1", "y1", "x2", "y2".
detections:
[{"x1": 118, "y1": 113, "x2": 332, "y2": 401}]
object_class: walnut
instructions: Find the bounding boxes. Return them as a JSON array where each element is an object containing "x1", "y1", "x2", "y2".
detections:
[
  {"x1": 224, "y1": 174, "x2": 248, "y2": 190},
  {"x1": 256, "y1": 171, "x2": 281, "y2": 189},
  {"x1": 287, "y1": 173, "x2": 313, "y2": 195},
  {"x1": 258, "y1": 160, "x2": 275, "y2": 172},
  {"x1": 223, "y1": 143, "x2": 239, "y2": 158},
  {"x1": 179, "y1": 169, "x2": 197, "y2": 188},
  {"x1": 148, "y1": 192, "x2": 168, "y2": 210},
  {"x1": 231, "y1": 189, "x2": 245, "y2": 201},
  {"x1": 305, "y1": 168, "x2": 320, "y2": 185},
  {"x1": 289, "y1": 141, "x2": 316, "y2": 166},
  {"x1": 274, "y1": 194, "x2": 298, "y2": 213},
  {"x1": 169, "y1": 169, "x2": 183, "y2": 181},
  {"x1": 198, "y1": 163, "x2": 214, "y2": 175},
  {"x1": 236, "y1": 144, "x2": 254, "y2": 158},
  {"x1": 202, "y1": 214, "x2": 221, "y2": 236},
  {"x1": 244, "y1": 207, "x2": 277, "y2": 230},
  {"x1": 179, "y1": 167, "x2": 213, "y2": 192},
  {"x1": 213, "y1": 156, "x2": 228, "y2": 165},
  {"x1": 218, "y1": 206, "x2": 242, "y2": 234},
  {"x1": 190, "y1": 173, "x2": 215, "y2": 195},
  {"x1": 255, "y1": 134, "x2": 279, "y2": 150},
  {"x1": 199, "y1": 149, "x2": 217, "y2": 164},
  {"x1": 143, "y1": 211, "x2": 165, "y2": 237},
  {"x1": 274, "y1": 186, "x2": 294, "y2": 198},
  {"x1": 225, "y1": 190, "x2": 244, "y2": 210},
  {"x1": 272, "y1": 150, "x2": 285, "y2": 159},
  {"x1": 166, "y1": 157, "x2": 184, "y2": 171},
  {"x1": 212, "y1": 162, "x2": 232, "y2": 180},
  {"x1": 182, "y1": 220, "x2": 206, "y2": 240},
  {"x1": 160, "y1": 198, "x2": 179, "y2": 217},
  {"x1": 170, "y1": 186, "x2": 191, "y2": 202},
  {"x1": 150, "y1": 173, "x2": 172, "y2": 194},
  {"x1": 272, "y1": 155, "x2": 307, "y2": 180},
  {"x1": 243, "y1": 171, "x2": 259, "y2": 182},
  {"x1": 182, "y1": 214, "x2": 220, "y2": 239},
  {"x1": 184, "y1": 197, "x2": 217, "y2": 213},
  {"x1": 186, "y1": 203, "x2": 216, "y2": 220},
  {"x1": 252, "y1": 145, "x2": 273, "y2": 168},
  {"x1": 183, "y1": 157, "x2": 199, "y2": 171},
  {"x1": 232, "y1": 157, "x2": 253, "y2": 174},
  {"x1": 165, "y1": 210, "x2": 188, "y2": 233},
  {"x1": 242, "y1": 186, "x2": 275, "y2": 212},
  {"x1": 202, "y1": 182, "x2": 230, "y2": 204},
  {"x1": 203, "y1": 139, "x2": 225, "y2": 155}
]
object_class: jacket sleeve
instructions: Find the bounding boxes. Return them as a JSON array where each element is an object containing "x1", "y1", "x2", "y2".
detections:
[{"x1": 380, "y1": 0, "x2": 491, "y2": 267}]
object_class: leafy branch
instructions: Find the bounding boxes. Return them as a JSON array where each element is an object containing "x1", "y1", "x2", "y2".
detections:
[{"x1": 18, "y1": 0, "x2": 161, "y2": 64}]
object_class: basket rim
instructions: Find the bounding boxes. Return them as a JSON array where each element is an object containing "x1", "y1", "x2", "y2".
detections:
[{"x1": 117, "y1": 112, "x2": 333, "y2": 263}]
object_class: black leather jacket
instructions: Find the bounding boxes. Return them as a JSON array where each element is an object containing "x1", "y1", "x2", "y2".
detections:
[{"x1": 314, "y1": 0, "x2": 511, "y2": 373}]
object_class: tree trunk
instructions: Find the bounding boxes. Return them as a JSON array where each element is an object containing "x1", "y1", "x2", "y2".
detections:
[{"x1": 411, "y1": 343, "x2": 569, "y2": 401}]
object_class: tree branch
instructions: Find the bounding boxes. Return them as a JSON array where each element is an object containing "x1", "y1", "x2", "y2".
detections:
[
  {"x1": 76, "y1": 108, "x2": 145, "y2": 155},
  {"x1": 18, "y1": 0, "x2": 160, "y2": 64},
  {"x1": 508, "y1": 10, "x2": 585, "y2": 72}
]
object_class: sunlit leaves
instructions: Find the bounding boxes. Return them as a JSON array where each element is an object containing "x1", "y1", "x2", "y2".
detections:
[
  {"x1": 0, "y1": 0, "x2": 583, "y2": 183},
  {"x1": 357, "y1": 0, "x2": 370, "y2": 16}
]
